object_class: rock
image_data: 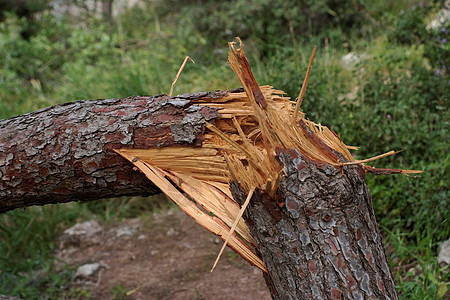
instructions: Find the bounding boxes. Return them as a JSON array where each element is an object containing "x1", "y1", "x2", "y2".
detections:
[
  {"x1": 438, "y1": 238, "x2": 450, "y2": 265},
  {"x1": 166, "y1": 227, "x2": 178, "y2": 236},
  {"x1": 75, "y1": 263, "x2": 100, "y2": 278},
  {"x1": 341, "y1": 52, "x2": 360, "y2": 66},
  {"x1": 0, "y1": 295, "x2": 24, "y2": 300},
  {"x1": 65, "y1": 220, "x2": 102, "y2": 236},
  {"x1": 115, "y1": 224, "x2": 138, "y2": 238},
  {"x1": 427, "y1": 2, "x2": 450, "y2": 30},
  {"x1": 58, "y1": 220, "x2": 102, "y2": 249},
  {"x1": 341, "y1": 52, "x2": 367, "y2": 68},
  {"x1": 182, "y1": 242, "x2": 192, "y2": 249}
]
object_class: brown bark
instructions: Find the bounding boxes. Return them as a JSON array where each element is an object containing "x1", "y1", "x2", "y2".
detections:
[
  {"x1": 230, "y1": 148, "x2": 398, "y2": 299},
  {"x1": 0, "y1": 92, "x2": 224, "y2": 213},
  {"x1": 0, "y1": 88, "x2": 399, "y2": 299}
]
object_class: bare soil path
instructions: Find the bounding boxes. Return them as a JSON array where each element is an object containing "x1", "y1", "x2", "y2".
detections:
[{"x1": 56, "y1": 207, "x2": 271, "y2": 300}]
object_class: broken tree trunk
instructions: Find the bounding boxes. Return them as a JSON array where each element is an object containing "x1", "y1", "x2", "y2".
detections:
[
  {"x1": 1, "y1": 38, "x2": 419, "y2": 298},
  {"x1": 230, "y1": 154, "x2": 397, "y2": 299},
  {"x1": 115, "y1": 40, "x2": 416, "y2": 299}
]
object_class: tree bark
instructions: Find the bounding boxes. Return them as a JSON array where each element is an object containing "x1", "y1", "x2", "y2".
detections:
[
  {"x1": 0, "y1": 89, "x2": 398, "y2": 299},
  {"x1": 0, "y1": 92, "x2": 223, "y2": 213},
  {"x1": 230, "y1": 148, "x2": 397, "y2": 299}
]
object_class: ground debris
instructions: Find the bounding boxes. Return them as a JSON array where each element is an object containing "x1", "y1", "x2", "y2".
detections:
[{"x1": 75, "y1": 263, "x2": 101, "y2": 278}]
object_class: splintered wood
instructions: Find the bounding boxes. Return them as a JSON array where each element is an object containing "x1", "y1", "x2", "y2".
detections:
[{"x1": 116, "y1": 38, "x2": 421, "y2": 273}]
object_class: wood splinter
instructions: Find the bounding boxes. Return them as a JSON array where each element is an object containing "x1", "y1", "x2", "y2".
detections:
[{"x1": 211, "y1": 186, "x2": 256, "y2": 272}]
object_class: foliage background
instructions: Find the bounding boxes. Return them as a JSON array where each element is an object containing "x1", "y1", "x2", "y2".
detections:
[{"x1": 0, "y1": 0, "x2": 448, "y2": 298}]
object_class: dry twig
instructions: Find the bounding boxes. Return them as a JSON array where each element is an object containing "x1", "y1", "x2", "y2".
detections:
[
  {"x1": 293, "y1": 46, "x2": 317, "y2": 121},
  {"x1": 169, "y1": 56, "x2": 195, "y2": 96}
]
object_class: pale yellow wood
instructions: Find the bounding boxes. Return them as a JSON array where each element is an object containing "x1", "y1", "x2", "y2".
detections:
[
  {"x1": 211, "y1": 186, "x2": 256, "y2": 272},
  {"x1": 114, "y1": 149, "x2": 267, "y2": 273},
  {"x1": 161, "y1": 170, "x2": 253, "y2": 243},
  {"x1": 114, "y1": 38, "x2": 420, "y2": 275}
]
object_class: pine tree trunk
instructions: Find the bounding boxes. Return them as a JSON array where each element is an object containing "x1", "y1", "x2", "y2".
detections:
[
  {"x1": 0, "y1": 90, "x2": 399, "y2": 299},
  {"x1": 0, "y1": 92, "x2": 223, "y2": 213},
  {"x1": 231, "y1": 148, "x2": 398, "y2": 299}
]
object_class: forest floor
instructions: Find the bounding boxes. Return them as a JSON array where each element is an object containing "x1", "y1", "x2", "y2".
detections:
[{"x1": 55, "y1": 207, "x2": 271, "y2": 300}]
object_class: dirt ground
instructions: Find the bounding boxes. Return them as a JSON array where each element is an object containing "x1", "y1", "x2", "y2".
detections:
[{"x1": 56, "y1": 207, "x2": 271, "y2": 300}]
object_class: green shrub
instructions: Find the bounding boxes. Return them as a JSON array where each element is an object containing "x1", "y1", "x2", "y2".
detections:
[{"x1": 252, "y1": 34, "x2": 448, "y2": 241}]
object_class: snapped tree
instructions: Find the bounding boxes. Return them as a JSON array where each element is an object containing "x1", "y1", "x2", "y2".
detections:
[{"x1": 0, "y1": 39, "x2": 420, "y2": 299}]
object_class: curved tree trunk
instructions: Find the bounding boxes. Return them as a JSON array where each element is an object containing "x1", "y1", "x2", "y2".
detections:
[
  {"x1": 0, "y1": 92, "x2": 223, "y2": 213},
  {"x1": 231, "y1": 148, "x2": 397, "y2": 299}
]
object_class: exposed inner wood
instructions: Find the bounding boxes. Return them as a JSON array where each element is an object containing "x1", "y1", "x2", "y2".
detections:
[{"x1": 116, "y1": 38, "x2": 420, "y2": 273}]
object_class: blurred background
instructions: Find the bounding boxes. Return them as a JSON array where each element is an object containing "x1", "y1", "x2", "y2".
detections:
[{"x1": 0, "y1": 0, "x2": 448, "y2": 298}]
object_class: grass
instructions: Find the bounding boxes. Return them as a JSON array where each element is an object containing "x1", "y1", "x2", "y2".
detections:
[
  {"x1": 0, "y1": 1, "x2": 448, "y2": 298},
  {"x1": 0, "y1": 195, "x2": 171, "y2": 298},
  {"x1": 0, "y1": 203, "x2": 87, "y2": 298},
  {"x1": 384, "y1": 224, "x2": 449, "y2": 298},
  {"x1": 252, "y1": 41, "x2": 449, "y2": 299}
]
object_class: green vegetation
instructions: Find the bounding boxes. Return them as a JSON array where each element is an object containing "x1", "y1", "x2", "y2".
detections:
[{"x1": 0, "y1": 0, "x2": 448, "y2": 298}]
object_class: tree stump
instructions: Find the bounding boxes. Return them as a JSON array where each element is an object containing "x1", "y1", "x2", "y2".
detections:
[{"x1": 231, "y1": 148, "x2": 397, "y2": 299}]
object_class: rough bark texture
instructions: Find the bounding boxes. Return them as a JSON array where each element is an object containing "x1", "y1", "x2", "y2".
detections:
[
  {"x1": 230, "y1": 148, "x2": 398, "y2": 300},
  {"x1": 0, "y1": 92, "x2": 223, "y2": 213},
  {"x1": 1, "y1": 89, "x2": 399, "y2": 299}
]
